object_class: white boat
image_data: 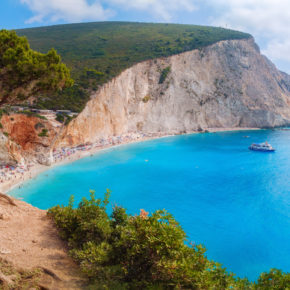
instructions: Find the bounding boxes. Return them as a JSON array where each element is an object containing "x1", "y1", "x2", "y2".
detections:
[{"x1": 249, "y1": 141, "x2": 275, "y2": 152}]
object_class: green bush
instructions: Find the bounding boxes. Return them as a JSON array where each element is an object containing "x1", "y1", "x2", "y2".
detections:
[
  {"x1": 56, "y1": 113, "x2": 73, "y2": 125},
  {"x1": 56, "y1": 113, "x2": 65, "y2": 123},
  {"x1": 253, "y1": 269, "x2": 290, "y2": 289},
  {"x1": 142, "y1": 95, "x2": 151, "y2": 103},
  {"x1": 85, "y1": 68, "x2": 105, "y2": 78},
  {"x1": 38, "y1": 128, "x2": 48, "y2": 137},
  {"x1": 159, "y1": 66, "x2": 171, "y2": 84},
  {"x1": 35, "y1": 113, "x2": 47, "y2": 120},
  {"x1": 36, "y1": 85, "x2": 89, "y2": 113},
  {"x1": 0, "y1": 108, "x2": 8, "y2": 119},
  {"x1": 48, "y1": 190, "x2": 289, "y2": 289}
]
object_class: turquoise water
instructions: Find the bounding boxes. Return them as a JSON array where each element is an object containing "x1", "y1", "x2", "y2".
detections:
[{"x1": 10, "y1": 130, "x2": 290, "y2": 280}]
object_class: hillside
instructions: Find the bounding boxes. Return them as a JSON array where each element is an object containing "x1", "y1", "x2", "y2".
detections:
[
  {"x1": 17, "y1": 22, "x2": 251, "y2": 112},
  {"x1": 60, "y1": 38, "x2": 290, "y2": 147}
]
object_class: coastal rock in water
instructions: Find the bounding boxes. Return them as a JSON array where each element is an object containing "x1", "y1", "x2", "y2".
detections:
[{"x1": 60, "y1": 38, "x2": 290, "y2": 146}]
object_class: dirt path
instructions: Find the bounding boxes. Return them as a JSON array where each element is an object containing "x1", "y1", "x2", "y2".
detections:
[{"x1": 0, "y1": 196, "x2": 86, "y2": 289}]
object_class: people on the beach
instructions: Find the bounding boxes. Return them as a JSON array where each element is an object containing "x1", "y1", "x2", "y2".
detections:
[{"x1": 0, "y1": 132, "x2": 164, "y2": 190}]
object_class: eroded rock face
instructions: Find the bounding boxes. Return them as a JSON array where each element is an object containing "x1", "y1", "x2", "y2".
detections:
[
  {"x1": 60, "y1": 38, "x2": 290, "y2": 146},
  {"x1": 0, "y1": 114, "x2": 58, "y2": 165},
  {"x1": 0, "y1": 134, "x2": 23, "y2": 166}
]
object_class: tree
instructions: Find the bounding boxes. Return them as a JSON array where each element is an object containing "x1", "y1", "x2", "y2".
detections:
[{"x1": 0, "y1": 29, "x2": 73, "y2": 106}]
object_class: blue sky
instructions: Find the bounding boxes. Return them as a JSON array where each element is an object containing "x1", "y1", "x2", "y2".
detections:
[{"x1": 1, "y1": 0, "x2": 290, "y2": 73}]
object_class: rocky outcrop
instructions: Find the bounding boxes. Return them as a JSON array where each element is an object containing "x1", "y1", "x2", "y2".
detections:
[
  {"x1": 60, "y1": 38, "x2": 290, "y2": 146},
  {"x1": 0, "y1": 114, "x2": 59, "y2": 165},
  {"x1": 0, "y1": 134, "x2": 23, "y2": 166}
]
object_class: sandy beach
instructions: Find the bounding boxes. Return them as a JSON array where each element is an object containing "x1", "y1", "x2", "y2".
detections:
[{"x1": 0, "y1": 127, "x2": 260, "y2": 195}]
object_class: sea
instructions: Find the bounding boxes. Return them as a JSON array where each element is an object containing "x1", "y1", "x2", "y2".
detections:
[{"x1": 9, "y1": 129, "x2": 290, "y2": 281}]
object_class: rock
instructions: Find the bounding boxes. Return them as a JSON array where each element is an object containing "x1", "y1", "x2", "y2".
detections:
[
  {"x1": 0, "y1": 271, "x2": 14, "y2": 286},
  {"x1": 197, "y1": 126, "x2": 203, "y2": 132},
  {"x1": 59, "y1": 38, "x2": 290, "y2": 147},
  {"x1": 0, "y1": 114, "x2": 58, "y2": 166},
  {"x1": 0, "y1": 248, "x2": 11, "y2": 254},
  {"x1": 0, "y1": 133, "x2": 21, "y2": 166}
]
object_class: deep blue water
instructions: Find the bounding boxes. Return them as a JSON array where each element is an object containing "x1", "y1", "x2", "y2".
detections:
[{"x1": 9, "y1": 130, "x2": 290, "y2": 281}]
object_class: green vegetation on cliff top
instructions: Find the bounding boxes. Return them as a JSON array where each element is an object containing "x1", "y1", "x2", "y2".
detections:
[{"x1": 17, "y1": 22, "x2": 251, "y2": 112}]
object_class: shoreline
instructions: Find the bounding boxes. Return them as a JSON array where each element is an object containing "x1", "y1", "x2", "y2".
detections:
[{"x1": 1, "y1": 127, "x2": 260, "y2": 195}]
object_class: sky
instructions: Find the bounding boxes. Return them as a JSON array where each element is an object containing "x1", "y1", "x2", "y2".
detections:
[{"x1": 1, "y1": 0, "x2": 290, "y2": 73}]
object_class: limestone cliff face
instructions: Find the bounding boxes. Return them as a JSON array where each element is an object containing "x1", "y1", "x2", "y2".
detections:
[
  {"x1": 0, "y1": 134, "x2": 23, "y2": 166},
  {"x1": 0, "y1": 114, "x2": 59, "y2": 165},
  {"x1": 60, "y1": 38, "x2": 290, "y2": 146}
]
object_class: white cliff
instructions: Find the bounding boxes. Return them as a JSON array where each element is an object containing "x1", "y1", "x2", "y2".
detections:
[{"x1": 60, "y1": 38, "x2": 290, "y2": 146}]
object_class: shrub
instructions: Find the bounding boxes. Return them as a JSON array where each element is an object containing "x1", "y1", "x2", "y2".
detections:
[
  {"x1": 253, "y1": 269, "x2": 290, "y2": 289},
  {"x1": 56, "y1": 113, "x2": 65, "y2": 123},
  {"x1": 85, "y1": 68, "x2": 105, "y2": 78},
  {"x1": 35, "y1": 114, "x2": 47, "y2": 120},
  {"x1": 48, "y1": 190, "x2": 290, "y2": 289},
  {"x1": 38, "y1": 128, "x2": 48, "y2": 137},
  {"x1": 0, "y1": 108, "x2": 7, "y2": 118},
  {"x1": 142, "y1": 95, "x2": 151, "y2": 103},
  {"x1": 56, "y1": 113, "x2": 73, "y2": 125},
  {"x1": 159, "y1": 66, "x2": 171, "y2": 84}
]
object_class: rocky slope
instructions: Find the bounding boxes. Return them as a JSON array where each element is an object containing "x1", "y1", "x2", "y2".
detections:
[
  {"x1": 0, "y1": 114, "x2": 59, "y2": 165},
  {"x1": 0, "y1": 196, "x2": 86, "y2": 289},
  {"x1": 60, "y1": 38, "x2": 290, "y2": 146},
  {"x1": 0, "y1": 134, "x2": 23, "y2": 166}
]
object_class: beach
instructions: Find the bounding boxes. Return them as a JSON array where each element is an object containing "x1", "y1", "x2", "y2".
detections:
[{"x1": 0, "y1": 127, "x2": 259, "y2": 194}]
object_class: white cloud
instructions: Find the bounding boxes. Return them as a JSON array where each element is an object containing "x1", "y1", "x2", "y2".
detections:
[
  {"x1": 207, "y1": 0, "x2": 290, "y2": 36},
  {"x1": 20, "y1": 0, "x2": 290, "y2": 72},
  {"x1": 263, "y1": 40, "x2": 290, "y2": 63},
  {"x1": 21, "y1": 0, "x2": 197, "y2": 23},
  {"x1": 108, "y1": 0, "x2": 196, "y2": 21},
  {"x1": 206, "y1": 0, "x2": 290, "y2": 70},
  {"x1": 20, "y1": 0, "x2": 114, "y2": 23}
]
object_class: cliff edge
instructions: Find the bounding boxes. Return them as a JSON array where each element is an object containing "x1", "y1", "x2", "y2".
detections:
[{"x1": 58, "y1": 38, "x2": 290, "y2": 145}]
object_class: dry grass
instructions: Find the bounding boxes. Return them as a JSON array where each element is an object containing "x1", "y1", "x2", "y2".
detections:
[{"x1": 0, "y1": 258, "x2": 42, "y2": 289}]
